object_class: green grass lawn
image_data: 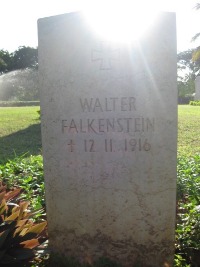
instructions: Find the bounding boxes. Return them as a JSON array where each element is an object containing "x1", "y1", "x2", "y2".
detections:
[
  {"x1": 0, "y1": 105, "x2": 199, "y2": 163},
  {"x1": 178, "y1": 105, "x2": 200, "y2": 156},
  {"x1": 0, "y1": 106, "x2": 41, "y2": 163}
]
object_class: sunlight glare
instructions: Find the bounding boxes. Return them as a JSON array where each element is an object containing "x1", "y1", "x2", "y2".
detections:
[{"x1": 83, "y1": 1, "x2": 159, "y2": 43}]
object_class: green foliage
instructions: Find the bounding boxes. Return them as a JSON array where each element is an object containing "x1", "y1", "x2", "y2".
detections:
[
  {"x1": 177, "y1": 71, "x2": 195, "y2": 104},
  {"x1": 174, "y1": 254, "x2": 190, "y2": 267},
  {"x1": 177, "y1": 155, "x2": 200, "y2": 201},
  {"x1": 0, "y1": 101, "x2": 40, "y2": 107},
  {"x1": 191, "y1": 4, "x2": 200, "y2": 62},
  {"x1": 176, "y1": 154, "x2": 200, "y2": 266},
  {"x1": 0, "y1": 47, "x2": 38, "y2": 75},
  {"x1": 178, "y1": 95, "x2": 194, "y2": 105},
  {"x1": 178, "y1": 76, "x2": 195, "y2": 97},
  {"x1": 192, "y1": 47, "x2": 200, "y2": 62},
  {"x1": 0, "y1": 155, "x2": 45, "y2": 212},
  {"x1": 177, "y1": 50, "x2": 200, "y2": 78},
  {"x1": 12, "y1": 47, "x2": 38, "y2": 70},
  {"x1": 189, "y1": 100, "x2": 200, "y2": 106},
  {"x1": 0, "y1": 50, "x2": 13, "y2": 74},
  {"x1": 0, "y1": 183, "x2": 47, "y2": 266}
]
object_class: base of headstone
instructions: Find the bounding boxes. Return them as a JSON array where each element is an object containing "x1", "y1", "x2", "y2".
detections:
[{"x1": 49, "y1": 233, "x2": 174, "y2": 266}]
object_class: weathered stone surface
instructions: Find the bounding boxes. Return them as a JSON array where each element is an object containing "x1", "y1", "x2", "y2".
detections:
[
  {"x1": 38, "y1": 12, "x2": 177, "y2": 267},
  {"x1": 195, "y1": 76, "x2": 200, "y2": 100}
]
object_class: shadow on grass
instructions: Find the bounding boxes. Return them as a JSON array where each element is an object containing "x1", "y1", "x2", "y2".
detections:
[{"x1": 0, "y1": 123, "x2": 42, "y2": 164}]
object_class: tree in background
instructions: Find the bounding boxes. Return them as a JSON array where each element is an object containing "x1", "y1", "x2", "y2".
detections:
[
  {"x1": 12, "y1": 46, "x2": 38, "y2": 70},
  {"x1": 177, "y1": 2, "x2": 200, "y2": 103},
  {"x1": 192, "y1": 3, "x2": 200, "y2": 62},
  {"x1": 0, "y1": 46, "x2": 38, "y2": 74},
  {"x1": 178, "y1": 49, "x2": 200, "y2": 79},
  {"x1": 0, "y1": 50, "x2": 13, "y2": 74},
  {"x1": 177, "y1": 49, "x2": 200, "y2": 102}
]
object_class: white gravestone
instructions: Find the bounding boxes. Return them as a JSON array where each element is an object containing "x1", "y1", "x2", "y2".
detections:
[
  {"x1": 38, "y1": 12, "x2": 177, "y2": 267},
  {"x1": 195, "y1": 76, "x2": 200, "y2": 100}
]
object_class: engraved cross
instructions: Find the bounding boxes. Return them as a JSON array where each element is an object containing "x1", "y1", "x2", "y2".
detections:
[
  {"x1": 68, "y1": 140, "x2": 75, "y2": 152},
  {"x1": 92, "y1": 42, "x2": 119, "y2": 70}
]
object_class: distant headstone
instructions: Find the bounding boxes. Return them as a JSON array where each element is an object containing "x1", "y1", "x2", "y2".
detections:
[
  {"x1": 38, "y1": 12, "x2": 177, "y2": 267},
  {"x1": 195, "y1": 76, "x2": 200, "y2": 100}
]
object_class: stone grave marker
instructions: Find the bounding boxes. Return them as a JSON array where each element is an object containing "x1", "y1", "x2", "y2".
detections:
[
  {"x1": 38, "y1": 11, "x2": 177, "y2": 267},
  {"x1": 195, "y1": 76, "x2": 200, "y2": 100}
]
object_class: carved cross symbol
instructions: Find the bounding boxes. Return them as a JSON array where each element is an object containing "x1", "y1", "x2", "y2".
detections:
[
  {"x1": 92, "y1": 42, "x2": 119, "y2": 70},
  {"x1": 68, "y1": 140, "x2": 75, "y2": 152}
]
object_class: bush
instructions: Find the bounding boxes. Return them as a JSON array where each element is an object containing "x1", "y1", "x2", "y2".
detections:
[
  {"x1": 178, "y1": 96, "x2": 194, "y2": 104},
  {"x1": 189, "y1": 100, "x2": 200, "y2": 106},
  {"x1": 0, "y1": 101, "x2": 40, "y2": 107},
  {"x1": 176, "y1": 154, "x2": 200, "y2": 266},
  {"x1": 0, "y1": 183, "x2": 47, "y2": 266},
  {"x1": 0, "y1": 155, "x2": 45, "y2": 213}
]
